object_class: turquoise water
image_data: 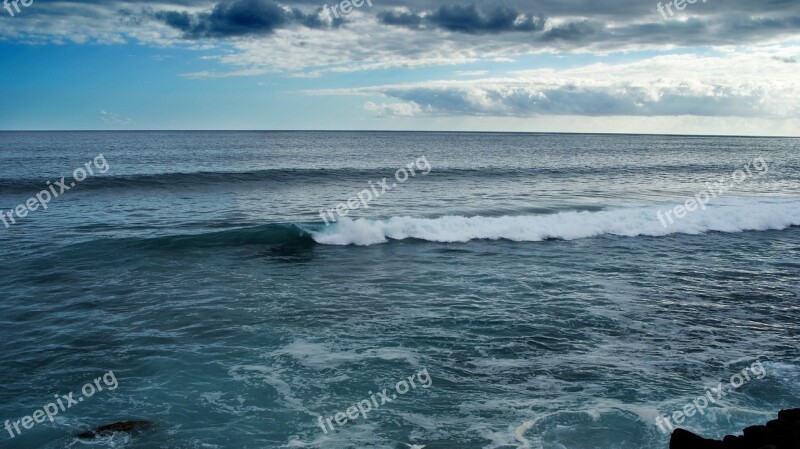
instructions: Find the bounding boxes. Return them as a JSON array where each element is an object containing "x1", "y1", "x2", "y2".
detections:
[{"x1": 0, "y1": 132, "x2": 799, "y2": 449}]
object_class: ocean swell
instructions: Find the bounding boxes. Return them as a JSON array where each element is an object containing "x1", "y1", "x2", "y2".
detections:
[{"x1": 311, "y1": 198, "x2": 800, "y2": 246}]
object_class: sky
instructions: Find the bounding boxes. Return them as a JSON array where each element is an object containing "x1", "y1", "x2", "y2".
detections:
[{"x1": 0, "y1": 0, "x2": 798, "y2": 135}]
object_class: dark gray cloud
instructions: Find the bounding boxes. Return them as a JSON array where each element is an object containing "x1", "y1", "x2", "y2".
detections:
[
  {"x1": 375, "y1": 3, "x2": 800, "y2": 47},
  {"x1": 539, "y1": 21, "x2": 597, "y2": 43},
  {"x1": 541, "y1": 15, "x2": 800, "y2": 49},
  {"x1": 377, "y1": 10, "x2": 424, "y2": 28},
  {"x1": 371, "y1": 0, "x2": 800, "y2": 20},
  {"x1": 379, "y1": 4, "x2": 545, "y2": 34},
  {"x1": 1, "y1": 0, "x2": 799, "y2": 65},
  {"x1": 154, "y1": 0, "x2": 340, "y2": 38}
]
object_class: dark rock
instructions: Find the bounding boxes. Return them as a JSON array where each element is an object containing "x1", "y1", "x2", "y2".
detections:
[
  {"x1": 779, "y1": 409, "x2": 800, "y2": 422},
  {"x1": 742, "y1": 425, "x2": 771, "y2": 440},
  {"x1": 77, "y1": 420, "x2": 153, "y2": 439},
  {"x1": 669, "y1": 409, "x2": 800, "y2": 449},
  {"x1": 670, "y1": 428, "x2": 724, "y2": 449}
]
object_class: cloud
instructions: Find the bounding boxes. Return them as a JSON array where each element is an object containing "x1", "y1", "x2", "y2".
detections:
[
  {"x1": 363, "y1": 101, "x2": 424, "y2": 117},
  {"x1": 371, "y1": 83, "x2": 766, "y2": 117},
  {"x1": 98, "y1": 110, "x2": 134, "y2": 125},
  {"x1": 379, "y1": 4, "x2": 545, "y2": 34},
  {"x1": 181, "y1": 68, "x2": 271, "y2": 79},
  {"x1": 454, "y1": 70, "x2": 490, "y2": 76},
  {"x1": 166, "y1": 2, "x2": 800, "y2": 75},
  {"x1": 773, "y1": 56, "x2": 798, "y2": 63},
  {"x1": 154, "y1": 0, "x2": 340, "y2": 39},
  {"x1": 312, "y1": 52, "x2": 800, "y2": 119},
  {"x1": 377, "y1": 10, "x2": 424, "y2": 28},
  {"x1": 1, "y1": 1, "x2": 799, "y2": 75}
]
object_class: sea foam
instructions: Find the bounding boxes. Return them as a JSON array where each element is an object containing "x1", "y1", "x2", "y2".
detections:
[{"x1": 311, "y1": 197, "x2": 800, "y2": 246}]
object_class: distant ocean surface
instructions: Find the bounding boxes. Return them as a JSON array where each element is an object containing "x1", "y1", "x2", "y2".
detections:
[{"x1": 0, "y1": 131, "x2": 799, "y2": 449}]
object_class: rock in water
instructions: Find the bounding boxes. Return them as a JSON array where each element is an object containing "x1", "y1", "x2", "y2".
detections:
[
  {"x1": 670, "y1": 429, "x2": 724, "y2": 449},
  {"x1": 77, "y1": 420, "x2": 153, "y2": 439},
  {"x1": 670, "y1": 409, "x2": 800, "y2": 449}
]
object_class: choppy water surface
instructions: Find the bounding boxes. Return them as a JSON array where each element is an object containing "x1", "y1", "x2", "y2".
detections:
[{"x1": 0, "y1": 132, "x2": 798, "y2": 449}]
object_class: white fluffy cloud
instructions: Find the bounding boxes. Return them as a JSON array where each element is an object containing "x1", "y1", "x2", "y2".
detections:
[
  {"x1": 364, "y1": 101, "x2": 424, "y2": 117},
  {"x1": 309, "y1": 50, "x2": 800, "y2": 119}
]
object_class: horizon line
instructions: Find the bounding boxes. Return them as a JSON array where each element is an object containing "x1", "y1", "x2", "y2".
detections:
[{"x1": 0, "y1": 130, "x2": 798, "y2": 138}]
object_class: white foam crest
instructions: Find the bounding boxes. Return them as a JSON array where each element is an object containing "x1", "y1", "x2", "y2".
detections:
[
  {"x1": 312, "y1": 198, "x2": 800, "y2": 246},
  {"x1": 274, "y1": 340, "x2": 419, "y2": 369}
]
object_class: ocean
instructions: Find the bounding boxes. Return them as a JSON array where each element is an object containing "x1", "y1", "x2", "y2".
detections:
[{"x1": 0, "y1": 131, "x2": 798, "y2": 449}]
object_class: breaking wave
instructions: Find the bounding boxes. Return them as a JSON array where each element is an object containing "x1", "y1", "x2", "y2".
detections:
[{"x1": 311, "y1": 198, "x2": 800, "y2": 246}]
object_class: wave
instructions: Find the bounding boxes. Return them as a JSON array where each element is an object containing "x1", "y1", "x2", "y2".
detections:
[
  {"x1": 75, "y1": 223, "x2": 315, "y2": 252},
  {"x1": 66, "y1": 198, "x2": 800, "y2": 250},
  {"x1": 1, "y1": 169, "x2": 379, "y2": 194},
  {"x1": 0, "y1": 163, "x2": 754, "y2": 194},
  {"x1": 311, "y1": 198, "x2": 800, "y2": 246}
]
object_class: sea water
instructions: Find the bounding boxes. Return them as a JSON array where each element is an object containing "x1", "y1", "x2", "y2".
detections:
[{"x1": 0, "y1": 131, "x2": 798, "y2": 449}]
